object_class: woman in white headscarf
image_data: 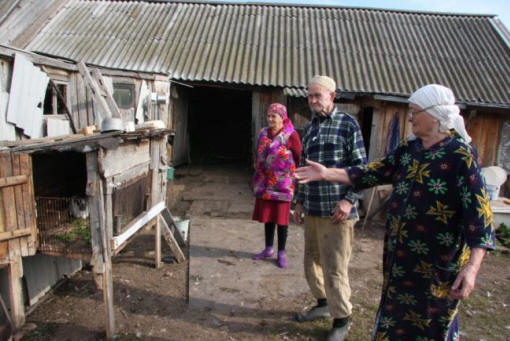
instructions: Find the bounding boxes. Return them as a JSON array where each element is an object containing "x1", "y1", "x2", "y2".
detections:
[{"x1": 295, "y1": 84, "x2": 495, "y2": 340}]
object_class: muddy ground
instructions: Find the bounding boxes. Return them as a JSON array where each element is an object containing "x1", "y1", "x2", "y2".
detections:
[{"x1": 17, "y1": 165, "x2": 510, "y2": 341}]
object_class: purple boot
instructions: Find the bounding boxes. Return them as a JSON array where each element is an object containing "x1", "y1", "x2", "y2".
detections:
[
  {"x1": 253, "y1": 246, "x2": 274, "y2": 260},
  {"x1": 277, "y1": 250, "x2": 288, "y2": 268}
]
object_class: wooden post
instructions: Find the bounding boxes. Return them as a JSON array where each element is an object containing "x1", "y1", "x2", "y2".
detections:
[
  {"x1": 361, "y1": 187, "x2": 377, "y2": 232},
  {"x1": 99, "y1": 168, "x2": 115, "y2": 339},
  {"x1": 154, "y1": 76, "x2": 169, "y2": 126},
  {"x1": 155, "y1": 218, "x2": 161, "y2": 268},
  {"x1": 86, "y1": 152, "x2": 115, "y2": 338},
  {"x1": 150, "y1": 139, "x2": 162, "y2": 267},
  {"x1": 7, "y1": 256, "x2": 24, "y2": 329},
  {"x1": 86, "y1": 152, "x2": 105, "y2": 287}
]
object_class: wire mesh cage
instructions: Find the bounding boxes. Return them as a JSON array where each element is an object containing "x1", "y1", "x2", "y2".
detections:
[
  {"x1": 112, "y1": 174, "x2": 149, "y2": 236},
  {"x1": 36, "y1": 196, "x2": 91, "y2": 255}
]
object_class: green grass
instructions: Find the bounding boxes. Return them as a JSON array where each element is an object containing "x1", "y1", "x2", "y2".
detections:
[{"x1": 53, "y1": 218, "x2": 91, "y2": 243}]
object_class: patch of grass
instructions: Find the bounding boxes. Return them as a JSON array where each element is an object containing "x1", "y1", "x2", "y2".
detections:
[
  {"x1": 53, "y1": 218, "x2": 91, "y2": 243},
  {"x1": 350, "y1": 294, "x2": 379, "y2": 340},
  {"x1": 460, "y1": 292, "x2": 510, "y2": 340},
  {"x1": 496, "y1": 223, "x2": 510, "y2": 252},
  {"x1": 266, "y1": 318, "x2": 329, "y2": 340}
]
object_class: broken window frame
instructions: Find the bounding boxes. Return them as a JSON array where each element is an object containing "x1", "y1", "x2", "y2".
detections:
[{"x1": 43, "y1": 81, "x2": 69, "y2": 116}]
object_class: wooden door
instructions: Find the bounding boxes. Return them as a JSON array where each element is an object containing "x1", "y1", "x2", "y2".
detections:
[
  {"x1": 0, "y1": 151, "x2": 37, "y2": 263},
  {"x1": 171, "y1": 84, "x2": 190, "y2": 166}
]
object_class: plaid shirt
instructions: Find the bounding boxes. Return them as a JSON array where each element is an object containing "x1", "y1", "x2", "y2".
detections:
[{"x1": 296, "y1": 108, "x2": 367, "y2": 218}]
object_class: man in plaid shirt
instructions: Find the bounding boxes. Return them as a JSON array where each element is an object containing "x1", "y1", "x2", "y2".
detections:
[{"x1": 294, "y1": 75, "x2": 367, "y2": 341}]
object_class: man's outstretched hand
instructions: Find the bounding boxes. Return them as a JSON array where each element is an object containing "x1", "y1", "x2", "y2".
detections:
[{"x1": 295, "y1": 159, "x2": 327, "y2": 184}]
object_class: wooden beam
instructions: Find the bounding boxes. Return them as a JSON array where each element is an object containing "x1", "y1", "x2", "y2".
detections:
[
  {"x1": 0, "y1": 228, "x2": 31, "y2": 242},
  {"x1": 77, "y1": 61, "x2": 110, "y2": 123},
  {"x1": 111, "y1": 201, "x2": 166, "y2": 251},
  {"x1": 98, "y1": 180, "x2": 115, "y2": 339},
  {"x1": 155, "y1": 217, "x2": 161, "y2": 268},
  {"x1": 91, "y1": 69, "x2": 121, "y2": 118},
  {"x1": 0, "y1": 175, "x2": 27, "y2": 188},
  {"x1": 159, "y1": 215, "x2": 185, "y2": 263},
  {"x1": 7, "y1": 257, "x2": 24, "y2": 329}
]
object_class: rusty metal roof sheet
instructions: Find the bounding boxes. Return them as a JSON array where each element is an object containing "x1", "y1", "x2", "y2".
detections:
[{"x1": 25, "y1": 1, "x2": 510, "y2": 106}]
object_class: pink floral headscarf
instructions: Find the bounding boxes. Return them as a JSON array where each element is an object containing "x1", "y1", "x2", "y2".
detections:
[{"x1": 267, "y1": 103, "x2": 295, "y2": 134}]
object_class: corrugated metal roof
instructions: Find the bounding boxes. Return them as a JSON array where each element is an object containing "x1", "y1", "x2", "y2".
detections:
[
  {"x1": 0, "y1": 0, "x2": 63, "y2": 47},
  {"x1": 25, "y1": 1, "x2": 510, "y2": 106},
  {"x1": 283, "y1": 87, "x2": 306, "y2": 98}
]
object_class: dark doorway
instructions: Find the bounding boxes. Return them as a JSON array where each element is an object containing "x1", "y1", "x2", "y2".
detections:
[
  {"x1": 188, "y1": 86, "x2": 252, "y2": 165},
  {"x1": 360, "y1": 107, "x2": 373, "y2": 157}
]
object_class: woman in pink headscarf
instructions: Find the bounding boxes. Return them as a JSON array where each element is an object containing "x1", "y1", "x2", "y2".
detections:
[{"x1": 252, "y1": 103, "x2": 302, "y2": 268}]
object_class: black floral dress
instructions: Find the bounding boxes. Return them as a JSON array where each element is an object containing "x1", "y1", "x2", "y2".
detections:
[{"x1": 347, "y1": 133, "x2": 495, "y2": 341}]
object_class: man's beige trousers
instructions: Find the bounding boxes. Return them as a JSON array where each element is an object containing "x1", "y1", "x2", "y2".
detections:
[{"x1": 304, "y1": 216, "x2": 356, "y2": 319}]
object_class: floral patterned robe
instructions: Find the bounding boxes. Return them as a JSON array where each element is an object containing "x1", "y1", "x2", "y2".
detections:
[
  {"x1": 253, "y1": 127, "x2": 296, "y2": 202},
  {"x1": 346, "y1": 133, "x2": 495, "y2": 340}
]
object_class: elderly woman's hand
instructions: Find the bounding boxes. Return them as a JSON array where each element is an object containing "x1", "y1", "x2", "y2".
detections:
[
  {"x1": 295, "y1": 159, "x2": 327, "y2": 183},
  {"x1": 449, "y1": 248, "x2": 486, "y2": 300}
]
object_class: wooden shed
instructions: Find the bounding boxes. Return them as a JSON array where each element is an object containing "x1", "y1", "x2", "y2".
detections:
[{"x1": 0, "y1": 127, "x2": 183, "y2": 338}]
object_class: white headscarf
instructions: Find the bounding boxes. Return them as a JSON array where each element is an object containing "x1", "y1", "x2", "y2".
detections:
[{"x1": 408, "y1": 84, "x2": 471, "y2": 143}]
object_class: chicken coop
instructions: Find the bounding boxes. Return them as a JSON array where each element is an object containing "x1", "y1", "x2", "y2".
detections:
[{"x1": 0, "y1": 127, "x2": 183, "y2": 338}]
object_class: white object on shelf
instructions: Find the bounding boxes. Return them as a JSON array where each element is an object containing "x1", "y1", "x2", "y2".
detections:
[
  {"x1": 481, "y1": 166, "x2": 507, "y2": 200},
  {"x1": 490, "y1": 198, "x2": 510, "y2": 229}
]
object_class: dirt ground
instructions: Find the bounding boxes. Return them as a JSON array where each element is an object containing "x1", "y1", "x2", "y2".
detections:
[{"x1": 17, "y1": 164, "x2": 510, "y2": 341}]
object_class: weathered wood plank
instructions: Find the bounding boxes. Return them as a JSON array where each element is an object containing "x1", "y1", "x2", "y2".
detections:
[
  {"x1": 68, "y1": 74, "x2": 79, "y2": 128},
  {"x1": 11, "y1": 154, "x2": 28, "y2": 257},
  {"x1": 111, "y1": 162, "x2": 149, "y2": 186},
  {"x1": 0, "y1": 153, "x2": 20, "y2": 256},
  {"x1": 101, "y1": 140, "x2": 150, "y2": 178},
  {"x1": 111, "y1": 201, "x2": 165, "y2": 251},
  {"x1": 159, "y1": 215, "x2": 185, "y2": 263},
  {"x1": 103, "y1": 256, "x2": 115, "y2": 339},
  {"x1": 161, "y1": 208, "x2": 185, "y2": 246},
  {"x1": 75, "y1": 73, "x2": 89, "y2": 129},
  {"x1": 0, "y1": 175, "x2": 27, "y2": 188},
  {"x1": 7, "y1": 256, "x2": 24, "y2": 328},
  {"x1": 86, "y1": 151, "x2": 116, "y2": 338},
  {"x1": 86, "y1": 152, "x2": 105, "y2": 280},
  {"x1": 104, "y1": 179, "x2": 113, "y2": 249},
  {"x1": 77, "y1": 62, "x2": 110, "y2": 124},
  {"x1": 86, "y1": 87, "x2": 95, "y2": 127},
  {"x1": 154, "y1": 78, "x2": 169, "y2": 126},
  {"x1": 149, "y1": 139, "x2": 160, "y2": 208},
  {"x1": 0, "y1": 228, "x2": 31, "y2": 242},
  {"x1": 91, "y1": 69, "x2": 121, "y2": 119},
  {"x1": 20, "y1": 154, "x2": 37, "y2": 254},
  {"x1": 0, "y1": 194, "x2": 7, "y2": 259},
  {"x1": 155, "y1": 217, "x2": 161, "y2": 269}
]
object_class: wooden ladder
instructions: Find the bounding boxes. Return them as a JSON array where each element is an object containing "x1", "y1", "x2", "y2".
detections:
[
  {"x1": 76, "y1": 61, "x2": 121, "y2": 122},
  {"x1": 158, "y1": 208, "x2": 186, "y2": 263}
]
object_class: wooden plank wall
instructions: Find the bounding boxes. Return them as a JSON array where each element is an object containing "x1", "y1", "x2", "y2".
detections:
[
  {"x1": 466, "y1": 110, "x2": 502, "y2": 167},
  {"x1": 69, "y1": 72, "x2": 97, "y2": 129},
  {"x1": 360, "y1": 100, "x2": 410, "y2": 162},
  {"x1": 251, "y1": 89, "x2": 284, "y2": 158},
  {"x1": 170, "y1": 84, "x2": 190, "y2": 166},
  {"x1": 0, "y1": 152, "x2": 37, "y2": 263}
]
